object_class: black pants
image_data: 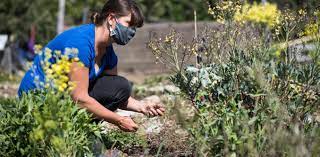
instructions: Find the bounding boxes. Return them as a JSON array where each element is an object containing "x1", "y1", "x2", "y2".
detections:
[{"x1": 89, "y1": 75, "x2": 132, "y2": 111}]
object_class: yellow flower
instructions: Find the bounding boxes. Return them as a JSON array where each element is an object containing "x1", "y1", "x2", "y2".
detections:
[
  {"x1": 55, "y1": 50, "x2": 62, "y2": 56},
  {"x1": 298, "y1": 9, "x2": 306, "y2": 16},
  {"x1": 37, "y1": 47, "x2": 82, "y2": 93},
  {"x1": 61, "y1": 55, "x2": 69, "y2": 61},
  {"x1": 44, "y1": 120, "x2": 57, "y2": 129},
  {"x1": 52, "y1": 64, "x2": 62, "y2": 74},
  {"x1": 46, "y1": 69, "x2": 53, "y2": 74},
  {"x1": 45, "y1": 83, "x2": 50, "y2": 88},
  {"x1": 234, "y1": 2, "x2": 281, "y2": 28},
  {"x1": 58, "y1": 86, "x2": 65, "y2": 92},
  {"x1": 51, "y1": 136, "x2": 64, "y2": 149},
  {"x1": 34, "y1": 45, "x2": 43, "y2": 54},
  {"x1": 73, "y1": 57, "x2": 80, "y2": 62},
  {"x1": 303, "y1": 23, "x2": 319, "y2": 36},
  {"x1": 33, "y1": 129, "x2": 44, "y2": 140},
  {"x1": 61, "y1": 83, "x2": 68, "y2": 89},
  {"x1": 208, "y1": 7, "x2": 214, "y2": 15},
  {"x1": 275, "y1": 49, "x2": 281, "y2": 58},
  {"x1": 60, "y1": 75, "x2": 69, "y2": 82}
]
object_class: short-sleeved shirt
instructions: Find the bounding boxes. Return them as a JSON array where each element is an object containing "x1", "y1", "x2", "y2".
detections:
[{"x1": 18, "y1": 24, "x2": 118, "y2": 97}]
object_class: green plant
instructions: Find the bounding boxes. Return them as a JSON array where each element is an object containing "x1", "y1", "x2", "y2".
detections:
[
  {"x1": 0, "y1": 72, "x2": 21, "y2": 83},
  {"x1": 102, "y1": 130, "x2": 147, "y2": 154},
  {"x1": 0, "y1": 90, "x2": 102, "y2": 156},
  {"x1": 149, "y1": 5, "x2": 320, "y2": 156}
]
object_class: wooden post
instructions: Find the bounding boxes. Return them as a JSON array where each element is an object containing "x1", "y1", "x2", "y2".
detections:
[
  {"x1": 1, "y1": 43, "x2": 13, "y2": 74},
  {"x1": 57, "y1": 0, "x2": 65, "y2": 34},
  {"x1": 194, "y1": 10, "x2": 198, "y2": 40},
  {"x1": 82, "y1": 7, "x2": 89, "y2": 24},
  {"x1": 194, "y1": 10, "x2": 200, "y2": 67}
]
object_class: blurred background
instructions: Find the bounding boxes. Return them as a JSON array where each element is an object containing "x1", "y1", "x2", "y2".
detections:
[{"x1": 0, "y1": 0, "x2": 318, "y2": 80}]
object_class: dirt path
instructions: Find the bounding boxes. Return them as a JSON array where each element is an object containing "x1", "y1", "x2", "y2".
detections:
[{"x1": 0, "y1": 82, "x2": 18, "y2": 98}]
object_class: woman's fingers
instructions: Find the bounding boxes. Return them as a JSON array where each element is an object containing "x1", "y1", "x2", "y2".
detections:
[
  {"x1": 154, "y1": 103, "x2": 165, "y2": 110},
  {"x1": 148, "y1": 111, "x2": 154, "y2": 116},
  {"x1": 119, "y1": 117, "x2": 139, "y2": 132},
  {"x1": 150, "y1": 108, "x2": 159, "y2": 116},
  {"x1": 127, "y1": 117, "x2": 138, "y2": 129},
  {"x1": 156, "y1": 109, "x2": 164, "y2": 116},
  {"x1": 158, "y1": 107, "x2": 165, "y2": 112},
  {"x1": 133, "y1": 124, "x2": 139, "y2": 129},
  {"x1": 143, "y1": 102, "x2": 166, "y2": 117}
]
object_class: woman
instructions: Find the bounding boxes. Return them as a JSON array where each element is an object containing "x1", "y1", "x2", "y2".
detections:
[{"x1": 18, "y1": 0, "x2": 165, "y2": 132}]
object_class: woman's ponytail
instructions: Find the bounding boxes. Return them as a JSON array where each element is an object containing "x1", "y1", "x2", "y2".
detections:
[{"x1": 90, "y1": 12, "x2": 101, "y2": 25}]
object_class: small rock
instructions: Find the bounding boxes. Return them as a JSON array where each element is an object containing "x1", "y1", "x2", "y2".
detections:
[
  {"x1": 148, "y1": 86, "x2": 165, "y2": 93},
  {"x1": 100, "y1": 121, "x2": 118, "y2": 133},
  {"x1": 142, "y1": 95, "x2": 161, "y2": 104},
  {"x1": 115, "y1": 109, "x2": 143, "y2": 117},
  {"x1": 103, "y1": 149, "x2": 127, "y2": 157},
  {"x1": 143, "y1": 117, "x2": 164, "y2": 134},
  {"x1": 164, "y1": 85, "x2": 180, "y2": 93},
  {"x1": 316, "y1": 117, "x2": 320, "y2": 123}
]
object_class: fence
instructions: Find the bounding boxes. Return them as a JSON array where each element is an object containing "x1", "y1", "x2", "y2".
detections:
[{"x1": 114, "y1": 21, "x2": 217, "y2": 74}]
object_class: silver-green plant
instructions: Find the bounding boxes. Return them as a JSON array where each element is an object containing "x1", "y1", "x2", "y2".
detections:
[{"x1": 149, "y1": 5, "x2": 320, "y2": 156}]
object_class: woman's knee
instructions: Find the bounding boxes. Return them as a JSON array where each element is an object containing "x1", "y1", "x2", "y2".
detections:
[
  {"x1": 89, "y1": 75, "x2": 132, "y2": 110},
  {"x1": 114, "y1": 76, "x2": 132, "y2": 102}
]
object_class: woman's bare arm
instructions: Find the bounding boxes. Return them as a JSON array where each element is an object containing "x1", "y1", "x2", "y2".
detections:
[
  {"x1": 119, "y1": 97, "x2": 144, "y2": 113},
  {"x1": 105, "y1": 66, "x2": 165, "y2": 116},
  {"x1": 69, "y1": 62, "x2": 123, "y2": 124},
  {"x1": 120, "y1": 97, "x2": 165, "y2": 116},
  {"x1": 67, "y1": 63, "x2": 139, "y2": 133}
]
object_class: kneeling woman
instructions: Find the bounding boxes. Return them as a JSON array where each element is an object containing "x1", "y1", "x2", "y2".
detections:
[{"x1": 18, "y1": 0, "x2": 165, "y2": 132}]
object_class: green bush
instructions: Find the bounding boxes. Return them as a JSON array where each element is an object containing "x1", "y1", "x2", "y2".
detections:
[
  {"x1": 0, "y1": 89, "x2": 149, "y2": 156},
  {"x1": 149, "y1": 7, "x2": 320, "y2": 156},
  {"x1": 0, "y1": 90, "x2": 102, "y2": 156}
]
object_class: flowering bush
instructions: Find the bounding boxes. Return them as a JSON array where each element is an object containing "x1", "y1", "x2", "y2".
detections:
[
  {"x1": 301, "y1": 10, "x2": 320, "y2": 37},
  {"x1": 0, "y1": 91, "x2": 102, "y2": 156},
  {"x1": 207, "y1": 0, "x2": 243, "y2": 23},
  {"x1": 149, "y1": 5, "x2": 320, "y2": 156},
  {"x1": 234, "y1": 2, "x2": 281, "y2": 28},
  {"x1": 33, "y1": 46, "x2": 83, "y2": 93}
]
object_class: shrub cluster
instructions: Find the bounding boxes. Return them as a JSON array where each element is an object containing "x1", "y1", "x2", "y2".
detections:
[{"x1": 149, "y1": 3, "x2": 320, "y2": 156}]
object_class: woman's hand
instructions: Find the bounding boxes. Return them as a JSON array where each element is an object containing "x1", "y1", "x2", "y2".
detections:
[
  {"x1": 116, "y1": 116, "x2": 139, "y2": 132},
  {"x1": 140, "y1": 102, "x2": 165, "y2": 117},
  {"x1": 119, "y1": 97, "x2": 165, "y2": 117}
]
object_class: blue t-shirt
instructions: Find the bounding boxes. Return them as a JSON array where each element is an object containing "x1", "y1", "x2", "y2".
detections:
[{"x1": 18, "y1": 24, "x2": 118, "y2": 97}]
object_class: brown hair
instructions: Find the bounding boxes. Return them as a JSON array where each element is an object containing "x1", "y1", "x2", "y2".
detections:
[{"x1": 91, "y1": 0, "x2": 144, "y2": 28}]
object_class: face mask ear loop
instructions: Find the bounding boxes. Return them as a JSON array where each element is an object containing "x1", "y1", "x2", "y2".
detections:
[
  {"x1": 114, "y1": 17, "x2": 120, "y2": 24},
  {"x1": 107, "y1": 21, "x2": 116, "y2": 36},
  {"x1": 109, "y1": 16, "x2": 119, "y2": 36},
  {"x1": 110, "y1": 27, "x2": 116, "y2": 36}
]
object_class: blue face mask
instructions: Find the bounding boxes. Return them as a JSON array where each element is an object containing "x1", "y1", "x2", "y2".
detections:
[{"x1": 110, "y1": 19, "x2": 136, "y2": 45}]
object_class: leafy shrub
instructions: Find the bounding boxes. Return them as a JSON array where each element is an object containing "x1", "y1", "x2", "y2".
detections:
[
  {"x1": 234, "y1": 2, "x2": 281, "y2": 28},
  {"x1": 0, "y1": 90, "x2": 103, "y2": 157},
  {"x1": 0, "y1": 89, "x2": 148, "y2": 156},
  {"x1": 149, "y1": 5, "x2": 320, "y2": 156},
  {"x1": 101, "y1": 130, "x2": 147, "y2": 154}
]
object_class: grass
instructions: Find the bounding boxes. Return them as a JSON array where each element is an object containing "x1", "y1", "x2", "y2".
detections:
[{"x1": 0, "y1": 72, "x2": 21, "y2": 83}]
